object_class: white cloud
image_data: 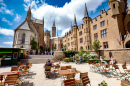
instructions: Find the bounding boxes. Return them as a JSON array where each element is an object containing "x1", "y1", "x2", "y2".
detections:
[
  {"x1": 0, "y1": 27, "x2": 14, "y2": 36},
  {"x1": 14, "y1": 14, "x2": 22, "y2": 22},
  {"x1": 3, "y1": 42, "x2": 13, "y2": 45},
  {"x1": 24, "y1": 0, "x2": 30, "y2": 3},
  {"x1": 23, "y1": 0, "x2": 105, "y2": 35},
  {"x1": 2, "y1": 17, "x2": 12, "y2": 25},
  {"x1": 0, "y1": 0, "x2": 6, "y2": 6},
  {"x1": 61, "y1": 28, "x2": 71, "y2": 37},
  {"x1": 0, "y1": 7, "x2": 13, "y2": 15}
]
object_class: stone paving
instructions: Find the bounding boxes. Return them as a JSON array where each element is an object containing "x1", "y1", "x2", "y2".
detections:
[{"x1": 0, "y1": 62, "x2": 129, "y2": 86}]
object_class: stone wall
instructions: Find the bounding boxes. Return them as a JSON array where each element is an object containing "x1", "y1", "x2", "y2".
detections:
[{"x1": 99, "y1": 48, "x2": 130, "y2": 64}]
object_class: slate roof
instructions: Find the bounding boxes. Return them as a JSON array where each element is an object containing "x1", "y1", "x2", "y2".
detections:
[{"x1": 31, "y1": 18, "x2": 43, "y2": 24}]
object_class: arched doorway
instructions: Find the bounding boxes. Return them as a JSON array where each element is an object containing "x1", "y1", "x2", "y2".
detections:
[
  {"x1": 127, "y1": 21, "x2": 130, "y2": 33},
  {"x1": 80, "y1": 46, "x2": 83, "y2": 50},
  {"x1": 125, "y1": 41, "x2": 130, "y2": 48}
]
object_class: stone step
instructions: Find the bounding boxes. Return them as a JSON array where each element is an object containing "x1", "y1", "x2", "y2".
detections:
[{"x1": 20, "y1": 55, "x2": 59, "y2": 64}]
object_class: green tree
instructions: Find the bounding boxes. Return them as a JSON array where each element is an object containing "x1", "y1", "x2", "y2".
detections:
[
  {"x1": 63, "y1": 45, "x2": 67, "y2": 51},
  {"x1": 31, "y1": 37, "x2": 37, "y2": 50},
  {"x1": 91, "y1": 40, "x2": 102, "y2": 52},
  {"x1": 46, "y1": 47, "x2": 50, "y2": 52}
]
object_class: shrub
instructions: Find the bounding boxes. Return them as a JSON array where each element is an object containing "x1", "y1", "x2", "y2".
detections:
[
  {"x1": 64, "y1": 58, "x2": 73, "y2": 62},
  {"x1": 63, "y1": 50, "x2": 78, "y2": 58},
  {"x1": 91, "y1": 40, "x2": 102, "y2": 52},
  {"x1": 87, "y1": 53, "x2": 98, "y2": 59}
]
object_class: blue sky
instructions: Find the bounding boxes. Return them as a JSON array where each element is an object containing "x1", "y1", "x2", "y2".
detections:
[{"x1": 0, "y1": 0, "x2": 129, "y2": 48}]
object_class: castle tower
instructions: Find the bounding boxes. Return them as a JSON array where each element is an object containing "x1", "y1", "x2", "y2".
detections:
[
  {"x1": 83, "y1": 3, "x2": 92, "y2": 50},
  {"x1": 44, "y1": 30, "x2": 51, "y2": 50},
  {"x1": 72, "y1": 14, "x2": 78, "y2": 51},
  {"x1": 52, "y1": 19, "x2": 56, "y2": 37}
]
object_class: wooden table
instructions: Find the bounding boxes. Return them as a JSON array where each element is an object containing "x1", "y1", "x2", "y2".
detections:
[
  {"x1": 0, "y1": 72, "x2": 18, "y2": 76},
  {"x1": 57, "y1": 70, "x2": 80, "y2": 76},
  {"x1": 125, "y1": 70, "x2": 130, "y2": 72}
]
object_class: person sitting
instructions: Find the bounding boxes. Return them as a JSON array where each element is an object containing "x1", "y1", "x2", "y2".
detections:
[
  {"x1": 109, "y1": 56, "x2": 115, "y2": 64},
  {"x1": 100, "y1": 56, "x2": 108, "y2": 64},
  {"x1": 44, "y1": 59, "x2": 52, "y2": 70}
]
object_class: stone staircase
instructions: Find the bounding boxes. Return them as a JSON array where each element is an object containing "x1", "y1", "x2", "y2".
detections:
[{"x1": 20, "y1": 55, "x2": 59, "y2": 64}]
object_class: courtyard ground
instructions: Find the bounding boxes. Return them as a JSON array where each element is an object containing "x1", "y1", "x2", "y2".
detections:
[{"x1": 0, "y1": 62, "x2": 129, "y2": 86}]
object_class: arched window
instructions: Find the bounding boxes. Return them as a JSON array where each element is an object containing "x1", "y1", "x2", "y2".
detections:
[
  {"x1": 80, "y1": 46, "x2": 83, "y2": 50},
  {"x1": 127, "y1": 21, "x2": 130, "y2": 33},
  {"x1": 22, "y1": 34, "x2": 25, "y2": 44}
]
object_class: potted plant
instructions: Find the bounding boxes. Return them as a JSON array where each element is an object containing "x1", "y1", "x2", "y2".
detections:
[{"x1": 100, "y1": 80, "x2": 108, "y2": 86}]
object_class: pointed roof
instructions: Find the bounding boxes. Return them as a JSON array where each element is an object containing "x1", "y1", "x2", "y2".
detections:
[
  {"x1": 71, "y1": 22, "x2": 72, "y2": 30},
  {"x1": 103, "y1": 6, "x2": 105, "y2": 12},
  {"x1": 73, "y1": 14, "x2": 77, "y2": 26},
  {"x1": 42, "y1": 17, "x2": 44, "y2": 22},
  {"x1": 84, "y1": 3, "x2": 89, "y2": 17},
  {"x1": 52, "y1": 19, "x2": 56, "y2": 27}
]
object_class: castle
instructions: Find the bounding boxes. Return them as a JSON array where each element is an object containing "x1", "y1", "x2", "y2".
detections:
[
  {"x1": 44, "y1": 0, "x2": 130, "y2": 51},
  {"x1": 13, "y1": 0, "x2": 130, "y2": 52}
]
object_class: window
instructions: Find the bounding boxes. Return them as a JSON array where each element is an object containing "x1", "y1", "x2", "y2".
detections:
[
  {"x1": 94, "y1": 33, "x2": 98, "y2": 40},
  {"x1": 65, "y1": 40, "x2": 66, "y2": 42},
  {"x1": 93, "y1": 25, "x2": 97, "y2": 30},
  {"x1": 103, "y1": 42, "x2": 108, "y2": 49},
  {"x1": 79, "y1": 31, "x2": 82, "y2": 36},
  {"x1": 84, "y1": 28, "x2": 88, "y2": 33},
  {"x1": 113, "y1": 4, "x2": 115, "y2": 9},
  {"x1": 71, "y1": 42, "x2": 73, "y2": 45},
  {"x1": 80, "y1": 38, "x2": 83, "y2": 43},
  {"x1": 80, "y1": 46, "x2": 83, "y2": 50},
  {"x1": 22, "y1": 34, "x2": 25, "y2": 44},
  {"x1": 68, "y1": 38, "x2": 69, "y2": 41},
  {"x1": 101, "y1": 29, "x2": 108, "y2": 38},
  {"x1": 86, "y1": 46, "x2": 87, "y2": 50},
  {"x1": 88, "y1": 46, "x2": 89, "y2": 50},
  {"x1": 68, "y1": 43, "x2": 70, "y2": 46},
  {"x1": 60, "y1": 40, "x2": 62, "y2": 43},
  {"x1": 100, "y1": 21, "x2": 105, "y2": 27},
  {"x1": 87, "y1": 36, "x2": 89, "y2": 42},
  {"x1": 71, "y1": 37, "x2": 73, "y2": 40}
]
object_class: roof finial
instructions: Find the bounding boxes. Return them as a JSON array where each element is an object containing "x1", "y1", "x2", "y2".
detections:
[
  {"x1": 84, "y1": 3, "x2": 89, "y2": 17},
  {"x1": 73, "y1": 14, "x2": 77, "y2": 26},
  {"x1": 52, "y1": 19, "x2": 55, "y2": 27}
]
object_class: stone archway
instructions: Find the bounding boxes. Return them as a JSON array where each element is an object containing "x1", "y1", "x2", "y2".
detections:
[
  {"x1": 125, "y1": 41, "x2": 130, "y2": 48},
  {"x1": 127, "y1": 21, "x2": 130, "y2": 33}
]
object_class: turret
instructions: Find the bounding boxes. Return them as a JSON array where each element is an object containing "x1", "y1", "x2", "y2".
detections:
[{"x1": 52, "y1": 19, "x2": 56, "y2": 37}]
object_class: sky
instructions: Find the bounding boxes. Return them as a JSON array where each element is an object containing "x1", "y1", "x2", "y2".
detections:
[{"x1": 0, "y1": 0, "x2": 130, "y2": 48}]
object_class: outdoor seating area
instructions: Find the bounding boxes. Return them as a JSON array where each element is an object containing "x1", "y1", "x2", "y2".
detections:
[
  {"x1": 0, "y1": 61, "x2": 130, "y2": 86},
  {"x1": 0, "y1": 62, "x2": 32, "y2": 86}
]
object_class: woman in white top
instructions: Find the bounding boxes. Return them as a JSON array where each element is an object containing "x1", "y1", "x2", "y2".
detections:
[{"x1": 109, "y1": 57, "x2": 115, "y2": 64}]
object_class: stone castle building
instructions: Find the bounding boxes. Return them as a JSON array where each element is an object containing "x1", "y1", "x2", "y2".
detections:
[
  {"x1": 44, "y1": 0, "x2": 130, "y2": 51},
  {"x1": 13, "y1": 6, "x2": 44, "y2": 50}
]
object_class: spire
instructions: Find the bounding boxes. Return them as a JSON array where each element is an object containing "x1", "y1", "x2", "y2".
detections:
[
  {"x1": 52, "y1": 19, "x2": 55, "y2": 27},
  {"x1": 26, "y1": 6, "x2": 31, "y2": 20},
  {"x1": 42, "y1": 16, "x2": 44, "y2": 22},
  {"x1": 103, "y1": 6, "x2": 105, "y2": 12},
  {"x1": 71, "y1": 22, "x2": 72, "y2": 30},
  {"x1": 73, "y1": 14, "x2": 77, "y2": 26},
  {"x1": 84, "y1": 3, "x2": 89, "y2": 17}
]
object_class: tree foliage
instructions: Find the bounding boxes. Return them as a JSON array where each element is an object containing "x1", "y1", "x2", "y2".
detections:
[
  {"x1": 46, "y1": 47, "x2": 50, "y2": 52},
  {"x1": 63, "y1": 45, "x2": 67, "y2": 51},
  {"x1": 91, "y1": 40, "x2": 102, "y2": 51},
  {"x1": 31, "y1": 37, "x2": 37, "y2": 50}
]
